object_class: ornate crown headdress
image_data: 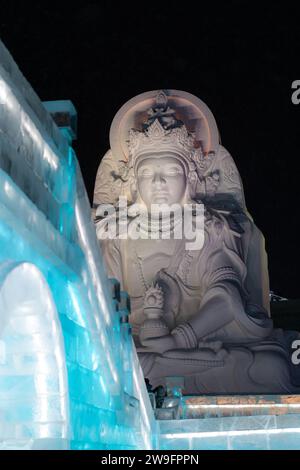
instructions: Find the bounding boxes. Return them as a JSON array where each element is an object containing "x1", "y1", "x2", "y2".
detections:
[
  {"x1": 94, "y1": 89, "x2": 225, "y2": 207},
  {"x1": 127, "y1": 91, "x2": 203, "y2": 172}
]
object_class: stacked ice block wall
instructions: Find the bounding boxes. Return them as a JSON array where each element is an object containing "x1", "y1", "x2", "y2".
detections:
[{"x1": 0, "y1": 39, "x2": 156, "y2": 450}]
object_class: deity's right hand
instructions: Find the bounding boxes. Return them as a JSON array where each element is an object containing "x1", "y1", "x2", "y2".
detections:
[
  {"x1": 138, "y1": 333, "x2": 178, "y2": 355},
  {"x1": 154, "y1": 269, "x2": 181, "y2": 330}
]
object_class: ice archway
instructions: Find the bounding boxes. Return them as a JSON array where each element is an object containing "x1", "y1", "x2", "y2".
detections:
[{"x1": 0, "y1": 262, "x2": 69, "y2": 449}]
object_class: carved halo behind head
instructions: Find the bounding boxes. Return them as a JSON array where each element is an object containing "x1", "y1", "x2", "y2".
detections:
[{"x1": 110, "y1": 89, "x2": 220, "y2": 164}]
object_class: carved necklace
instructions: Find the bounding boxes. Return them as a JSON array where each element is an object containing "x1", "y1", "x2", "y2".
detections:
[
  {"x1": 128, "y1": 203, "x2": 183, "y2": 237},
  {"x1": 134, "y1": 247, "x2": 150, "y2": 292}
]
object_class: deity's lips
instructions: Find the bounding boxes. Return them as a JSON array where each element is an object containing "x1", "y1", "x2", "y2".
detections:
[
  {"x1": 152, "y1": 192, "x2": 169, "y2": 200},
  {"x1": 152, "y1": 196, "x2": 169, "y2": 204}
]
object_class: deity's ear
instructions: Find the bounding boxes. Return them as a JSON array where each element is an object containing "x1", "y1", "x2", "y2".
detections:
[
  {"x1": 187, "y1": 170, "x2": 198, "y2": 200},
  {"x1": 130, "y1": 180, "x2": 138, "y2": 203}
]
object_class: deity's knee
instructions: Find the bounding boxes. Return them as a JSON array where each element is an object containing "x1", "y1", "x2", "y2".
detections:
[{"x1": 248, "y1": 350, "x2": 291, "y2": 392}]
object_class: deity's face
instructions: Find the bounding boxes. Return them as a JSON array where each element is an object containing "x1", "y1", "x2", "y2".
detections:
[{"x1": 136, "y1": 155, "x2": 187, "y2": 209}]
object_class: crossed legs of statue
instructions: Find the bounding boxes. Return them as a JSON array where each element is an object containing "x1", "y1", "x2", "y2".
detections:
[
  {"x1": 138, "y1": 342, "x2": 296, "y2": 393},
  {"x1": 137, "y1": 273, "x2": 299, "y2": 393}
]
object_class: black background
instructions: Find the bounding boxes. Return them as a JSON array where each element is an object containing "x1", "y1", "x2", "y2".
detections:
[{"x1": 1, "y1": 1, "x2": 299, "y2": 298}]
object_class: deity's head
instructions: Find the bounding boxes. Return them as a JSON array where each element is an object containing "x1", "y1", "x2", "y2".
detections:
[
  {"x1": 127, "y1": 91, "x2": 202, "y2": 209},
  {"x1": 95, "y1": 90, "x2": 224, "y2": 211}
]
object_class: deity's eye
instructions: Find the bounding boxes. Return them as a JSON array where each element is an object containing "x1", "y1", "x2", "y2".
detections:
[
  {"x1": 165, "y1": 166, "x2": 184, "y2": 176},
  {"x1": 138, "y1": 167, "x2": 154, "y2": 177}
]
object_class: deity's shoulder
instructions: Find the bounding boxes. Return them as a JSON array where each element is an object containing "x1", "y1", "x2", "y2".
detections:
[
  {"x1": 203, "y1": 202, "x2": 250, "y2": 240},
  {"x1": 188, "y1": 206, "x2": 248, "y2": 284}
]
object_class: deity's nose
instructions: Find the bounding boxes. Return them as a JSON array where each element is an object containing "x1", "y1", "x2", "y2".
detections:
[{"x1": 152, "y1": 172, "x2": 165, "y2": 186}]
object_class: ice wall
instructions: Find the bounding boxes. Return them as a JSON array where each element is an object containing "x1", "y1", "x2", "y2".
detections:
[{"x1": 0, "y1": 39, "x2": 156, "y2": 450}]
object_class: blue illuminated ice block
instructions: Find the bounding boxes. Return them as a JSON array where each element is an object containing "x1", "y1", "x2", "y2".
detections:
[{"x1": 0, "y1": 39, "x2": 156, "y2": 450}]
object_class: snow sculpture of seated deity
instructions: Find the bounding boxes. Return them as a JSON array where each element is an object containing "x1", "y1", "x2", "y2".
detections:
[{"x1": 93, "y1": 90, "x2": 300, "y2": 393}]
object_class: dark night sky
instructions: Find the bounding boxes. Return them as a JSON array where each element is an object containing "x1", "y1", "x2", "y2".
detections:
[{"x1": 1, "y1": 1, "x2": 300, "y2": 298}]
